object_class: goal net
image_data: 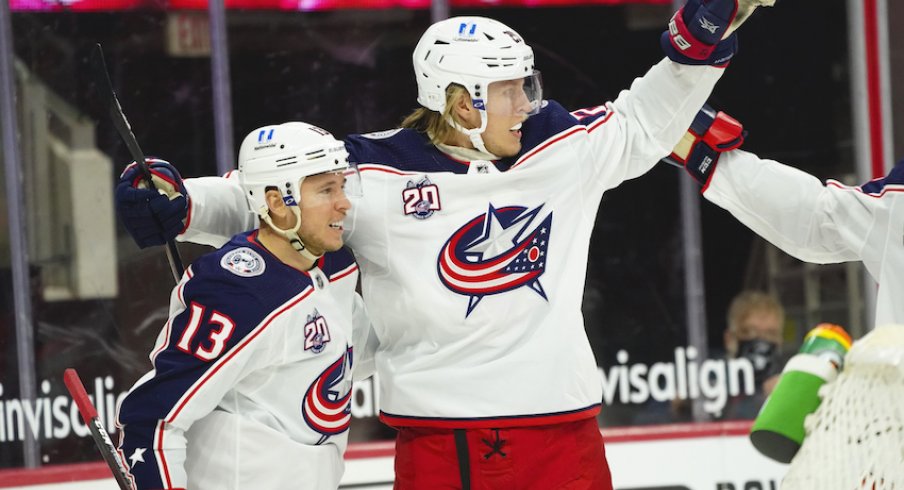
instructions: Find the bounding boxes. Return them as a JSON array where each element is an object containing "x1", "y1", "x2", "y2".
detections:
[{"x1": 781, "y1": 325, "x2": 904, "y2": 490}]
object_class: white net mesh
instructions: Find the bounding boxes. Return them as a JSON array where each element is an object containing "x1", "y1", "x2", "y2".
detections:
[{"x1": 782, "y1": 325, "x2": 904, "y2": 490}]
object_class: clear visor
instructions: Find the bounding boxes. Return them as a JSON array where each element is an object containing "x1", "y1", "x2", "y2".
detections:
[
  {"x1": 482, "y1": 70, "x2": 543, "y2": 117},
  {"x1": 293, "y1": 165, "x2": 361, "y2": 235},
  {"x1": 292, "y1": 165, "x2": 362, "y2": 208},
  {"x1": 343, "y1": 164, "x2": 363, "y2": 199}
]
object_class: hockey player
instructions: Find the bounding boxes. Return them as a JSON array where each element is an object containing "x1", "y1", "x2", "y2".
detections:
[
  {"x1": 115, "y1": 122, "x2": 374, "y2": 490},
  {"x1": 116, "y1": 5, "x2": 771, "y2": 488},
  {"x1": 669, "y1": 106, "x2": 904, "y2": 327}
]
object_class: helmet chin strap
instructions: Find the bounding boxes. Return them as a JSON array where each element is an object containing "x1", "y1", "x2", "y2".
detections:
[
  {"x1": 261, "y1": 206, "x2": 322, "y2": 263},
  {"x1": 446, "y1": 110, "x2": 494, "y2": 156}
]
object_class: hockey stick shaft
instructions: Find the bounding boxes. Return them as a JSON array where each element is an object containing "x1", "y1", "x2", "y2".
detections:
[
  {"x1": 63, "y1": 369, "x2": 134, "y2": 490},
  {"x1": 90, "y1": 43, "x2": 185, "y2": 283}
]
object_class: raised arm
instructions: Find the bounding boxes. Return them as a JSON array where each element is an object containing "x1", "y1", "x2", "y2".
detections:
[
  {"x1": 667, "y1": 106, "x2": 893, "y2": 265},
  {"x1": 579, "y1": 0, "x2": 774, "y2": 188},
  {"x1": 705, "y1": 151, "x2": 886, "y2": 264}
]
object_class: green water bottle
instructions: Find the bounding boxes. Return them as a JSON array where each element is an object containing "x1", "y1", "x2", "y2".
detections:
[{"x1": 749, "y1": 323, "x2": 852, "y2": 463}]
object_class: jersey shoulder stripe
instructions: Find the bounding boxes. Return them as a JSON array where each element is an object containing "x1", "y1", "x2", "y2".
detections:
[
  {"x1": 317, "y1": 246, "x2": 359, "y2": 284},
  {"x1": 859, "y1": 160, "x2": 904, "y2": 196},
  {"x1": 165, "y1": 285, "x2": 315, "y2": 423},
  {"x1": 357, "y1": 163, "x2": 418, "y2": 176},
  {"x1": 508, "y1": 100, "x2": 612, "y2": 170},
  {"x1": 511, "y1": 101, "x2": 616, "y2": 170},
  {"x1": 515, "y1": 100, "x2": 589, "y2": 153}
]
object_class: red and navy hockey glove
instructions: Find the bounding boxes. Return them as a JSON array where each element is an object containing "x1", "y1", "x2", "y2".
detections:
[
  {"x1": 661, "y1": 0, "x2": 742, "y2": 66},
  {"x1": 115, "y1": 158, "x2": 188, "y2": 248},
  {"x1": 664, "y1": 104, "x2": 745, "y2": 187}
]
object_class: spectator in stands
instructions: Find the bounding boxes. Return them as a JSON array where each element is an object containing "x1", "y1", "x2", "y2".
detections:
[{"x1": 721, "y1": 290, "x2": 786, "y2": 419}]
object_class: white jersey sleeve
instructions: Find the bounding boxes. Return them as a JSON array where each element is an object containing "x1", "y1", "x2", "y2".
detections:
[
  {"x1": 577, "y1": 59, "x2": 725, "y2": 193},
  {"x1": 180, "y1": 175, "x2": 257, "y2": 247},
  {"x1": 705, "y1": 150, "x2": 870, "y2": 263},
  {"x1": 704, "y1": 150, "x2": 904, "y2": 325}
]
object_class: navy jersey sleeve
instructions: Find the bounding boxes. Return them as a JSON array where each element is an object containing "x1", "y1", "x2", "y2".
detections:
[
  {"x1": 860, "y1": 159, "x2": 904, "y2": 194},
  {"x1": 516, "y1": 100, "x2": 603, "y2": 153}
]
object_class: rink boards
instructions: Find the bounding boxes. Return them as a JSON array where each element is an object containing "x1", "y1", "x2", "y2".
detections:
[{"x1": 0, "y1": 421, "x2": 787, "y2": 489}]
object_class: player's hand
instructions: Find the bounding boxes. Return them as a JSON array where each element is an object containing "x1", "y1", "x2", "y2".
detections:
[
  {"x1": 661, "y1": 0, "x2": 774, "y2": 66},
  {"x1": 663, "y1": 104, "x2": 745, "y2": 187},
  {"x1": 115, "y1": 158, "x2": 188, "y2": 248}
]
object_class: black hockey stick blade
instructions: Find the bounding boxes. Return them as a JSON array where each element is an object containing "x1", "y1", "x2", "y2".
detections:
[
  {"x1": 64, "y1": 369, "x2": 135, "y2": 490},
  {"x1": 90, "y1": 43, "x2": 185, "y2": 282}
]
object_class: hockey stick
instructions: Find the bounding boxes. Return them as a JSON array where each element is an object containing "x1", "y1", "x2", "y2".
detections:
[
  {"x1": 63, "y1": 368, "x2": 134, "y2": 490},
  {"x1": 90, "y1": 43, "x2": 185, "y2": 283}
]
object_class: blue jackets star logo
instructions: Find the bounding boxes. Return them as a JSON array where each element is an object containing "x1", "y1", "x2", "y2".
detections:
[
  {"x1": 302, "y1": 345, "x2": 353, "y2": 443},
  {"x1": 438, "y1": 204, "x2": 553, "y2": 316}
]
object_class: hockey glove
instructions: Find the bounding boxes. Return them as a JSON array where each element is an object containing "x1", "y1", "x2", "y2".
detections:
[
  {"x1": 661, "y1": 0, "x2": 775, "y2": 66},
  {"x1": 664, "y1": 104, "x2": 745, "y2": 187},
  {"x1": 115, "y1": 158, "x2": 188, "y2": 248}
]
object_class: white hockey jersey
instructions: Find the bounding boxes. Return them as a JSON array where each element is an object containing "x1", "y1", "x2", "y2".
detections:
[
  {"x1": 180, "y1": 58, "x2": 724, "y2": 428},
  {"x1": 116, "y1": 232, "x2": 372, "y2": 490},
  {"x1": 705, "y1": 150, "x2": 904, "y2": 326}
]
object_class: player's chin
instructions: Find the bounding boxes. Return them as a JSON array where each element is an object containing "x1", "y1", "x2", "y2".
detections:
[
  {"x1": 506, "y1": 133, "x2": 523, "y2": 154},
  {"x1": 494, "y1": 140, "x2": 522, "y2": 158},
  {"x1": 323, "y1": 235, "x2": 345, "y2": 252},
  {"x1": 503, "y1": 144, "x2": 522, "y2": 158}
]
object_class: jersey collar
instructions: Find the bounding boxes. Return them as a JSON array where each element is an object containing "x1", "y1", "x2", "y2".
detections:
[{"x1": 436, "y1": 142, "x2": 500, "y2": 165}]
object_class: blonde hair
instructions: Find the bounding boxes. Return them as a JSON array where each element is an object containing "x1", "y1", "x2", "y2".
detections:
[
  {"x1": 727, "y1": 290, "x2": 785, "y2": 334},
  {"x1": 400, "y1": 84, "x2": 470, "y2": 146}
]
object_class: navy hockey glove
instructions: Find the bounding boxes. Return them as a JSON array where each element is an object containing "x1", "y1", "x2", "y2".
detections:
[
  {"x1": 115, "y1": 158, "x2": 188, "y2": 248},
  {"x1": 661, "y1": 0, "x2": 774, "y2": 66},
  {"x1": 664, "y1": 104, "x2": 745, "y2": 187}
]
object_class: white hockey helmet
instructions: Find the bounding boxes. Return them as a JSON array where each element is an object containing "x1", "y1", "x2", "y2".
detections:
[
  {"x1": 238, "y1": 122, "x2": 359, "y2": 260},
  {"x1": 413, "y1": 17, "x2": 543, "y2": 152}
]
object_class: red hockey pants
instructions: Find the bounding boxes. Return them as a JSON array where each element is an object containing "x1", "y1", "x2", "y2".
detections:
[{"x1": 393, "y1": 417, "x2": 612, "y2": 490}]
